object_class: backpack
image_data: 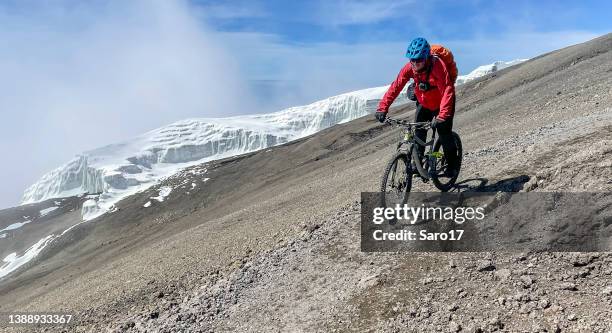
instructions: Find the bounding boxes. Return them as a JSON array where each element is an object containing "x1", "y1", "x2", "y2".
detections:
[{"x1": 430, "y1": 44, "x2": 458, "y2": 83}]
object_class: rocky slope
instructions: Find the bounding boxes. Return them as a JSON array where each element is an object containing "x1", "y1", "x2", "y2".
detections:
[{"x1": 0, "y1": 33, "x2": 610, "y2": 332}]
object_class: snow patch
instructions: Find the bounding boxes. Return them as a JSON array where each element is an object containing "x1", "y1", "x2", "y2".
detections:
[
  {"x1": 0, "y1": 233, "x2": 6, "y2": 239},
  {"x1": 0, "y1": 221, "x2": 32, "y2": 233},
  {"x1": 0, "y1": 235, "x2": 56, "y2": 279},
  {"x1": 151, "y1": 186, "x2": 172, "y2": 202},
  {"x1": 39, "y1": 206, "x2": 59, "y2": 217},
  {"x1": 81, "y1": 199, "x2": 104, "y2": 221},
  {"x1": 60, "y1": 221, "x2": 86, "y2": 236}
]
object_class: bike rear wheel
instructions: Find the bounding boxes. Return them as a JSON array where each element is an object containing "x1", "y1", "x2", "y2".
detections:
[
  {"x1": 431, "y1": 132, "x2": 463, "y2": 192},
  {"x1": 380, "y1": 152, "x2": 412, "y2": 206}
]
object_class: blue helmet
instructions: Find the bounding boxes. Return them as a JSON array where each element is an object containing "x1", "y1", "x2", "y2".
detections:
[{"x1": 406, "y1": 37, "x2": 430, "y2": 60}]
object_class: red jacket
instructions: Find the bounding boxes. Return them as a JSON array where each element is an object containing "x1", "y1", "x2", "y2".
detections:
[{"x1": 377, "y1": 57, "x2": 456, "y2": 120}]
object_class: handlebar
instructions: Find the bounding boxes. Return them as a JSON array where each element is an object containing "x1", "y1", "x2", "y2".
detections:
[{"x1": 385, "y1": 117, "x2": 431, "y2": 129}]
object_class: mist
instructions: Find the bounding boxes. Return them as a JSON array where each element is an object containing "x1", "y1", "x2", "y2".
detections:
[{"x1": 0, "y1": 0, "x2": 255, "y2": 208}]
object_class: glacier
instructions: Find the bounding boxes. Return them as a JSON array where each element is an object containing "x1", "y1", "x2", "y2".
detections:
[
  {"x1": 20, "y1": 85, "x2": 407, "y2": 220},
  {"x1": 21, "y1": 59, "x2": 527, "y2": 221}
]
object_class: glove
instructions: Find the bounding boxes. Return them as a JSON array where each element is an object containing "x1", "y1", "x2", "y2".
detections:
[
  {"x1": 375, "y1": 111, "x2": 387, "y2": 123},
  {"x1": 431, "y1": 117, "x2": 445, "y2": 129}
]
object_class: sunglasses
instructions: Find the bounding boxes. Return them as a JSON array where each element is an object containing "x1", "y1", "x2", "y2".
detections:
[{"x1": 410, "y1": 58, "x2": 426, "y2": 64}]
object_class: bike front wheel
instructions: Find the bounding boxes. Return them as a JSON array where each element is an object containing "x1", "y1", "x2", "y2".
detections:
[{"x1": 380, "y1": 152, "x2": 413, "y2": 206}]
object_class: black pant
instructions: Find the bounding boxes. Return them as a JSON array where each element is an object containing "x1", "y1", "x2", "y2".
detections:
[{"x1": 414, "y1": 102, "x2": 459, "y2": 171}]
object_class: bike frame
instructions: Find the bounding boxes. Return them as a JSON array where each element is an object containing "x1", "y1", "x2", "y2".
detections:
[{"x1": 385, "y1": 117, "x2": 439, "y2": 180}]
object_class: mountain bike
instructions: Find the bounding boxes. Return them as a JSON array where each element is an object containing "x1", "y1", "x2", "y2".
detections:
[{"x1": 380, "y1": 117, "x2": 463, "y2": 204}]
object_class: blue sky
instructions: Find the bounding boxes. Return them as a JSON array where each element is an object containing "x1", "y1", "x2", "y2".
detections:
[
  {"x1": 0, "y1": 0, "x2": 609, "y2": 208},
  {"x1": 196, "y1": 0, "x2": 608, "y2": 46},
  {"x1": 190, "y1": 0, "x2": 610, "y2": 108}
]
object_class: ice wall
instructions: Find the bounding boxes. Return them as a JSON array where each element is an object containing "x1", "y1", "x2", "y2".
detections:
[{"x1": 21, "y1": 87, "x2": 402, "y2": 215}]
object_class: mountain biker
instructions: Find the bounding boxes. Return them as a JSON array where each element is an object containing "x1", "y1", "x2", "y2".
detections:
[{"x1": 375, "y1": 37, "x2": 459, "y2": 178}]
